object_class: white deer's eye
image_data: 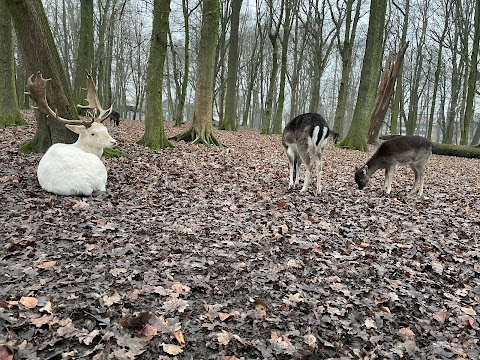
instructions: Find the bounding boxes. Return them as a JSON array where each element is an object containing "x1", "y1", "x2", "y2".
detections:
[{"x1": 91, "y1": 133, "x2": 95, "y2": 136}]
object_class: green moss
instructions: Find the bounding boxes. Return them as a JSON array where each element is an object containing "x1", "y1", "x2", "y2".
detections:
[
  {"x1": 19, "y1": 139, "x2": 35, "y2": 154},
  {"x1": 103, "y1": 147, "x2": 132, "y2": 158},
  {"x1": 432, "y1": 142, "x2": 480, "y2": 159},
  {"x1": 0, "y1": 113, "x2": 26, "y2": 128}
]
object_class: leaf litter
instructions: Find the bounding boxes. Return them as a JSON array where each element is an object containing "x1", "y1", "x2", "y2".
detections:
[{"x1": 0, "y1": 113, "x2": 479, "y2": 359}]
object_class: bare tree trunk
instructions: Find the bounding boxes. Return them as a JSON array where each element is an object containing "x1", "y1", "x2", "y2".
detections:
[
  {"x1": 368, "y1": 42, "x2": 409, "y2": 143},
  {"x1": 172, "y1": 0, "x2": 222, "y2": 146},
  {"x1": 331, "y1": 0, "x2": 362, "y2": 138},
  {"x1": 140, "y1": 0, "x2": 172, "y2": 149},
  {"x1": 464, "y1": 0, "x2": 480, "y2": 145},
  {"x1": 72, "y1": 0, "x2": 94, "y2": 106},
  {"x1": 339, "y1": 1, "x2": 387, "y2": 151},
  {"x1": 6, "y1": 0, "x2": 78, "y2": 152},
  {"x1": 427, "y1": 1, "x2": 450, "y2": 140},
  {"x1": 222, "y1": 0, "x2": 243, "y2": 131},
  {"x1": 262, "y1": 0, "x2": 284, "y2": 135},
  {"x1": 405, "y1": 3, "x2": 428, "y2": 135},
  {"x1": 272, "y1": 0, "x2": 294, "y2": 134},
  {"x1": 0, "y1": 0, "x2": 25, "y2": 127},
  {"x1": 390, "y1": 0, "x2": 409, "y2": 135}
]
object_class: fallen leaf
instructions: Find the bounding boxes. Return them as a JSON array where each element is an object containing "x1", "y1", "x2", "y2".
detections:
[
  {"x1": 460, "y1": 306, "x2": 477, "y2": 316},
  {"x1": 397, "y1": 327, "x2": 415, "y2": 340},
  {"x1": 20, "y1": 296, "x2": 38, "y2": 309},
  {"x1": 38, "y1": 261, "x2": 57, "y2": 269},
  {"x1": 432, "y1": 311, "x2": 451, "y2": 324},
  {"x1": 162, "y1": 343, "x2": 183, "y2": 355},
  {"x1": 218, "y1": 312, "x2": 234, "y2": 321},
  {"x1": 217, "y1": 330, "x2": 231, "y2": 346},
  {"x1": 0, "y1": 345, "x2": 14, "y2": 360},
  {"x1": 140, "y1": 324, "x2": 158, "y2": 340},
  {"x1": 174, "y1": 329, "x2": 185, "y2": 347}
]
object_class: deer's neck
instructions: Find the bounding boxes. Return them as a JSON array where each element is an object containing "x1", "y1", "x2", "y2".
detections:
[
  {"x1": 74, "y1": 142, "x2": 103, "y2": 158},
  {"x1": 365, "y1": 158, "x2": 383, "y2": 176}
]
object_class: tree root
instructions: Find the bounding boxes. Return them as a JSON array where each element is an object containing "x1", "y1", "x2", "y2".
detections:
[{"x1": 170, "y1": 127, "x2": 223, "y2": 147}]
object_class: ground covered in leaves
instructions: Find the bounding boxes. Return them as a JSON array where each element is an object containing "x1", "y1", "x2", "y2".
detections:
[{"x1": 1, "y1": 113, "x2": 479, "y2": 360}]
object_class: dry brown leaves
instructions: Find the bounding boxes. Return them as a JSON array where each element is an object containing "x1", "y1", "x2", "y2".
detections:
[{"x1": 0, "y1": 113, "x2": 479, "y2": 359}]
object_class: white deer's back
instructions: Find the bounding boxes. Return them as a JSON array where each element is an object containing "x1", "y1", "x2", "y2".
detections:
[{"x1": 37, "y1": 143, "x2": 108, "y2": 196}]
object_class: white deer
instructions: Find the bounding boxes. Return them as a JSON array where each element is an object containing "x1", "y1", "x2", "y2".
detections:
[
  {"x1": 27, "y1": 72, "x2": 117, "y2": 196},
  {"x1": 282, "y1": 113, "x2": 330, "y2": 195},
  {"x1": 354, "y1": 135, "x2": 432, "y2": 196}
]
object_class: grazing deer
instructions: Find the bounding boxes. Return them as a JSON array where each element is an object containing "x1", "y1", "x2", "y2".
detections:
[
  {"x1": 282, "y1": 113, "x2": 330, "y2": 195},
  {"x1": 26, "y1": 72, "x2": 117, "y2": 196},
  {"x1": 109, "y1": 110, "x2": 121, "y2": 126},
  {"x1": 354, "y1": 135, "x2": 432, "y2": 196}
]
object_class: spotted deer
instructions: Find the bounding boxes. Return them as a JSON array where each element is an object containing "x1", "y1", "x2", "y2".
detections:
[
  {"x1": 354, "y1": 135, "x2": 432, "y2": 196},
  {"x1": 282, "y1": 113, "x2": 330, "y2": 195}
]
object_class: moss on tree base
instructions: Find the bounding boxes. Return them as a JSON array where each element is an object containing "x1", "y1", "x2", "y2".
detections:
[
  {"x1": 137, "y1": 136, "x2": 174, "y2": 150},
  {"x1": 0, "y1": 113, "x2": 26, "y2": 128}
]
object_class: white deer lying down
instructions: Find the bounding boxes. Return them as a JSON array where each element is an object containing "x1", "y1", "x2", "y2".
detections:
[
  {"x1": 354, "y1": 135, "x2": 432, "y2": 196},
  {"x1": 282, "y1": 113, "x2": 330, "y2": 195},
  {"x1": 27, "y1": 72, "x2": 117, "y2": 196}
]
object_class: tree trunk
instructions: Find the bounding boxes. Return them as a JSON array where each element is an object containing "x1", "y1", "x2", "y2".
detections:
[
  {"x1": 332, "y1": 0, "x2": 362, "y2": 137},
  {"x1": 427, "y1": 5, "x2": 449, "y2": 140},
  {"x1": 390, "y1": 0, "x2": 409, "y2": 135},
  {"x1": 272, "y1": 1, "x2": 293, "y2": 134},
  {"x1": 72, "y1": 0, "x2": 94, "y2": 106},
  {"x1": 262, "y1": 0, "x2": 283, "y2": 135},
  {"x1": 405, "y1": 6, "x2": 428, "y2": 135},
  {"x1": 172, "y1": 0, "x2": 222, "y2": 146},
  {"x1": 368, "y1": 42, "x2": 409, "y2": 143},
  {"x1": 464, "y1": 0, "x2": 480, "y2": 145},
  {"x1": 221, "y1": 0, "x2": 243, "y2": 131},
  {"x1": 339, "y1": 1, "x2": 387, "y2": 151},
  {"x1": 6, "y1": 0, "x2": 78, "y2": 153},
  {"x1": 140, "y1": 0, "x2": 173, "y2": 149},
  {"x1": 0, "y1": 0, "x2": 25, "y2": 127}
]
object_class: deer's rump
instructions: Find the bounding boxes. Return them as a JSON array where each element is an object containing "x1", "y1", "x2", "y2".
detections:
[{"x1": 37, "y1": 144, "x2": 108, "y2": 196}]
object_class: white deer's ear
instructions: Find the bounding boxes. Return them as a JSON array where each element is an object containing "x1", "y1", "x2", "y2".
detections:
[{"x1": 65, "y1": 124, "x2": 86, "y2": 134}]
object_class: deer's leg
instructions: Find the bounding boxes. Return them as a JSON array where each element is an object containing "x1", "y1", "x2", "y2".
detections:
[
  {"x1": 410, "y1": 162, "x2": 426, "y2": 196},
  {"x1": 299, "y1": 145, "x2": 312, "y2": 193},
  {"x1": 286, "y1": 146, "x2": 296, "y2": 189},
  {"x1": 314, "y1": 148, "x2": 324, "y2": 195},
  {"x1": 384, "y1": 164, "x2": 397, "y2": 194},
  {"x1": 294, "y1": 154, "x2": 302, "y2": 187}
]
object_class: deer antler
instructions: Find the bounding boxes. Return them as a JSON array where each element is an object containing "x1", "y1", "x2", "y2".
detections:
[
  {"x1": 26, "y1": 72, "x2": 94, "y2": 127},
  {"x1": 76, "y1": 71, "x2": 113, "y2": 123}
]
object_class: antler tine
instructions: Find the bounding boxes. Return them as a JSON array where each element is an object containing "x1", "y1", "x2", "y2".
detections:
[
  {"x1": 76, "y1": 71, "x2": 113, "y2": 123},
  {"x1": 27, "y1": 72, "x2": 93, "y2": 127}
]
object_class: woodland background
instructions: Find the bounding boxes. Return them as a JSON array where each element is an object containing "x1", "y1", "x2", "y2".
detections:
[{"x1": 1, "y1": 0, "x2": 480, "y2": 147}]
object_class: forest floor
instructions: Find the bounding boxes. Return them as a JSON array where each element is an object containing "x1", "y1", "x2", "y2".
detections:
[{"x1": 1, "y1": 113, "x2": 479, "y2": 360}]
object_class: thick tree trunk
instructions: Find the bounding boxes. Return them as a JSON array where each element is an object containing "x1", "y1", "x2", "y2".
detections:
[
  {"x1": 5, "y1": 0, "x2": 78, "y2": 152},
  {"x1": 339, "y1": 1, "x2": 387, "y2": 151},
  {"x1": 0, "y1": 0, "x2": 25, "y2": 127},
  {"x1": 172, "y1": 0, "x2": 221, "y2": 146},
  {"x1": 140, "y1": 0, "x2": 173, "y2": 150}
]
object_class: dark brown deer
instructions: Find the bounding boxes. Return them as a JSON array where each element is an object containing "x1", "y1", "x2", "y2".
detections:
[{"x1": 354, "y1": 136, "x2": 432, "y2": 196}]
